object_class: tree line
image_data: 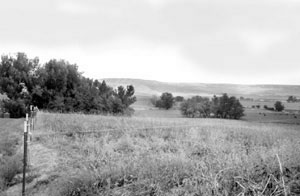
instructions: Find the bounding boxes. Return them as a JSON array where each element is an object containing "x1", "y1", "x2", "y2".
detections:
[
  {"x1": 0, "y1": 53, "x2": 136, "y2": 118},
  {"x1": 152, "y1": 92, "x2": 245, "y2": 119}
]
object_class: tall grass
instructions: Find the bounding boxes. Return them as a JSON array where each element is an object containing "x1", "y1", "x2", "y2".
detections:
[
  {"x1": 35, "y1": 112, "x2": 300, "y2": 196},
  {"x1": 0, "y1": 119, "x2": 23, "y2": 192}
]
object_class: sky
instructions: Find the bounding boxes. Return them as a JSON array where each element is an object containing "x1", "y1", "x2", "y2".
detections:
[{"x1": 1, "y1": 0, "x2": 300, "y2": 85}]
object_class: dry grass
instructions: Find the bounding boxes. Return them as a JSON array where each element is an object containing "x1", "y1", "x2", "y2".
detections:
[
  {"x1": 0, "y1": 118, "x2": 24, "y2": 192},
  {"x1": 34, "y1": 112, "x2": 300, "y2": 196}
]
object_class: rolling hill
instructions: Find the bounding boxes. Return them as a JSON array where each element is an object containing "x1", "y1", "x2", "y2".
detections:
[{"x1": 103, "y1": 78, "x2": 300, "y2": 100}]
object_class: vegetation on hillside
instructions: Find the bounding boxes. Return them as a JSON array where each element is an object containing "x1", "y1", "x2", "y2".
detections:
[{"x1": 0, "y1": 53, "x2": 136, "y2": 117}]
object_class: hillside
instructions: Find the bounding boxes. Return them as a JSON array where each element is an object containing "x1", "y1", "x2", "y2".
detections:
[{"x1": 103, "y1": 78, "x2": 300, "y2": 100}]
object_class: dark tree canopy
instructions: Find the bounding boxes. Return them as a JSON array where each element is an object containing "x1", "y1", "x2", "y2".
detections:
[
  {"x1": 287, "y1": 96, "x2": 298, "y2": 103},
  {"x1": 151, "y1": 92, "x2": 175, "y2": 110},
  {"x1": 0, "y1": 53, "x2": 136, "y2": 117},
  {"x1": 175, "y1": 96, "x2": 184, "y2": 102},
  {"x1": 274, "y1": 101, "x2": 284, "y2": 112}
]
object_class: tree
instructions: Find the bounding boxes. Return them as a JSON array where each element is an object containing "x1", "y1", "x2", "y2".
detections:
[
  {"x1": 180, "y1": 96, "x2": 211, "y2": 118},
  {"x1": 227, "y1": 96, "x2": 244, "y2": 119},
  {"x1": 153, "y1": 92, "x2": 174, "y2": 110},
  {"x1": 175, "y1": 96, "x2": 184, "y2": 102},
  {"x1": 274, "y1": 101, "x2": 284, "y2": 112},
  {"x1": 0, "y1": 52, "x2": 137, "y2": 117},
  {"x1": 287, "y1": 96, "x2": 297, "y2": 103},
  {"x1": 180, "y1": 94, "x2": 244, "y2": 119},
  {"x1": 0, "y1": 53, "x2": 39, "y2": 117}
]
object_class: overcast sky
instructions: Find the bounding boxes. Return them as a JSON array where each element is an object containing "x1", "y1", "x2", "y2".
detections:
[{"x1": 1, "y1": 0, "x2": 300, "y2": 85}]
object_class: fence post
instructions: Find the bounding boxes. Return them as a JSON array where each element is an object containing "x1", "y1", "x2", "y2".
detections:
[{"x1": 22, "y1": 117, "x2": 28, "y2": 196}]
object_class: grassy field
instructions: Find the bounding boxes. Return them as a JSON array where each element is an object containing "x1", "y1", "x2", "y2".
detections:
[
  {"x1": 0, "y1": 118, "x2": 24, "y2": 192},
  {"x1": 13, "y1": 112, "x2": 298, "y2": 196}
]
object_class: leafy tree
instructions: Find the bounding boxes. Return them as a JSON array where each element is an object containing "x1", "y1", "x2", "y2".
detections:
[
  {"x1": 157, "y1": 92, "x2": 174, "y2": 110},
  {"x1": 0, "y1": 53, "x2": 39, "y2": 100},
  {"x1": 0, "y1": 53, "x2": 39, "y2": 117},
  {"x1": 180, "y1": 96, "x2": 210, "y2": 118},
  {"x1": 0, "y1": 52, "x2": 137, "y2": 117},
  {"x1": 274, "y1": 101, "x2": 284, "y2": 112},
  {"x1": 180, "y1": 94, "x2": 244, "y2": 119},
  {"x1": 287, "y1": 96, "x2": 297, "y2": 103},
  {"x1": 175, "y1": 96, "x2": 184, "y2": 102}
]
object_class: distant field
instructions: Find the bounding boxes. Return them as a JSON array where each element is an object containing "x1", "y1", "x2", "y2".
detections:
[
  {"x1": 243, "y1": 108, "x2": 300, "y2": 125},
  {"x1": 240, "y1": 100, "x2": 300, "y2": 111},
  {"x1": 7, "y1": 112, "x2": 298, "y2": 196}
]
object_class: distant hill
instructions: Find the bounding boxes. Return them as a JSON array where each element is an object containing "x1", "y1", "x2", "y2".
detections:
[{"x1": 102, "y1": 78, "x2": 300, "y2": 100}]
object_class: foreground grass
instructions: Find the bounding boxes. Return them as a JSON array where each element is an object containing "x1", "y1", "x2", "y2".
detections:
[
  {"x1": 34, "y1": 112, "x2": 300, "y2": 196},
  {"x1": 0, "y1": 119, "x2": 23, "y2": 192}
]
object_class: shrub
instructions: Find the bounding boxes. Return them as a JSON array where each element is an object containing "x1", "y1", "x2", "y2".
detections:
[{"x1": 2, "y1": 99, "x2": 26, "y2": 118}]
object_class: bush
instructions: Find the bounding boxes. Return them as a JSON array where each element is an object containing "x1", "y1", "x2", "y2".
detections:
[{"x1": 2, "y1": 99, "x2": 26, "y2": 118}]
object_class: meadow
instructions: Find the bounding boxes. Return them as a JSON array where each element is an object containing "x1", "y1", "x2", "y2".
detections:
[
  {"x1": 11, "y1": 111, "x2": 298, "y2": 196},
  {"x1": 0, "y1": 118, "x2": 23, "y2": 192}
]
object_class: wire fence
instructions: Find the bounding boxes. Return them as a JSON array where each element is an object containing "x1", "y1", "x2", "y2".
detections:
[
  {"x1": 21, "y1": 108, "x2": 212, "y2": 195},
  {"x1": 22, "y1": 106, "x2": 38, "y2": 196}
]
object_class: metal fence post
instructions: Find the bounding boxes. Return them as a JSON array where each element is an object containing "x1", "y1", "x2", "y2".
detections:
[{"x1": 22, "y1": 117, "x2": 28, "y2": 196}]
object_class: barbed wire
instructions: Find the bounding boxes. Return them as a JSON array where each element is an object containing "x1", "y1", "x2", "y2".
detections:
[{"x1": 34, "y1": 124, "x2": 209, "y2": 137}]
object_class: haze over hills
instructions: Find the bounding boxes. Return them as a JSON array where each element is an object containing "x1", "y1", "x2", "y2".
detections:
[{"x1": 103, "y1": 78, "x2": 300, "y2": 100}]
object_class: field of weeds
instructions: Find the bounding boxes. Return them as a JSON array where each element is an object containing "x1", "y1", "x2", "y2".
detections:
[
  {"x1": 0, "y1": 118, "x2": 23, "y2": 192},
  {"x1": 32, "y1": 112, "x2": 300, "y2": 196}
]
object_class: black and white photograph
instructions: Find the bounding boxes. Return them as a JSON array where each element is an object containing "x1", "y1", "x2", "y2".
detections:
[{"x1": 0, "y1": 0, "x2": 300, "y2": 195}]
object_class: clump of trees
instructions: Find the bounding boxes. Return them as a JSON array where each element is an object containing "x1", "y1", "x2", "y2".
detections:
[
  {"x1": 180, "y1": 94, "x2": 244, "y2": 119},
  {"x1": 263, "y1": 101, "x2": 285, "y2": 112},
  {"x1": 151, "y1": 92, "x2": 175, "y2": 110},
  {"x1": 287, "y1": 96, "x2": 299, "y2": 103},
  {"x1": 0, "y1": 53, "x2": 136, "y2": 118}
]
